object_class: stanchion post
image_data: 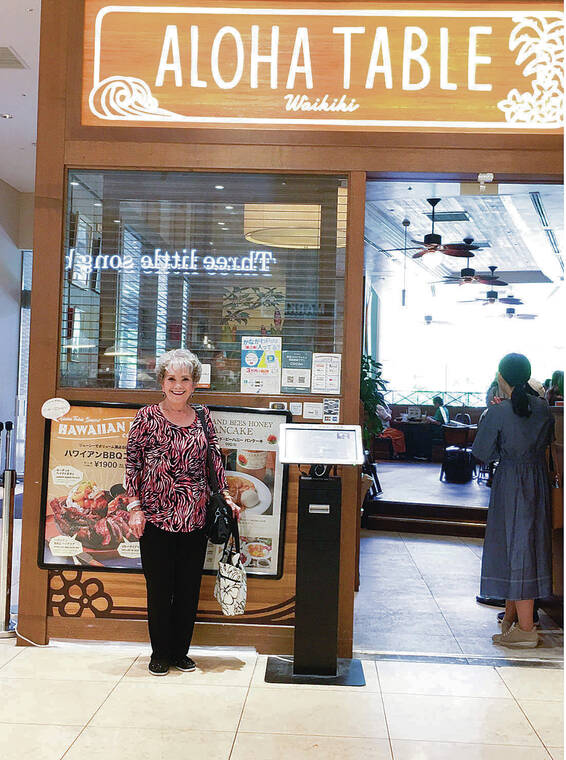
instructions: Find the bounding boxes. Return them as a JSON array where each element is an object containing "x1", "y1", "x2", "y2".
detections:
[{"x1": 0, "y1": 421, "x2": 16, "y2": 637}]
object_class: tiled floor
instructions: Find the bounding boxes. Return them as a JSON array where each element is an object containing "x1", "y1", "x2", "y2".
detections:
[
  {"x1": 0, "y1": 639, "x2": 562, "y2": 760},
  {"x1": 355, "y1": 530, "x2": 564, "y2": 661}
]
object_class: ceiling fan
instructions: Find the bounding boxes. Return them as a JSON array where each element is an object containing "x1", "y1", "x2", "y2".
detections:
[
  {"x1": 491, "y1": 307, "x2": 538, "y2": 320},
  {"x1": 437, "y1": 260, "x2": 508, "y2": 286},
  {"x1": 411, "y1": 199, "x2": 486, "y2": 258},
  {"x1": 458, "y1": 266, "x2": 508, "y2": 304},
  {"x1": 424, "y1": 314, "x2": 452, "y2": 326},
  {"x1": 378, "y1": 198, "x2": 488, "y2": 258},
  {"x1": 499, "y1": 294, "x2": 524, "y2": 305},
  {"x1": 487, "y1": 307, "x2": 537, "y2": 320}
]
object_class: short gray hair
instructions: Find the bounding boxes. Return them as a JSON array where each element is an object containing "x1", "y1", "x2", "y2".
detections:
[{"x1": 156, "y1": 349, "x2": 202, "y2": 385}]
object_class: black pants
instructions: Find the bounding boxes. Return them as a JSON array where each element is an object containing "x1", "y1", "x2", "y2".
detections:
[{"x1": 139, "y1": 521, "x2": 208, "y2": 662}]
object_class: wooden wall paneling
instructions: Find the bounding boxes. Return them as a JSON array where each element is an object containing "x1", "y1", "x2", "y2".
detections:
[
  {"x1": 336, "y1": 171, "x2": 366, "y2": 658},
  {"x1": 17, "y1": 0, "x2": 70, "y2": 646},
  {"x1": 64, "y1": 138, "x2": 563, "y2": 179},
  {"x1": 47, "y1": 616, "x2": 294, "y2": 653},
  {"x1": 45, "y1": 398, "x2": 301, "y2": 648}
]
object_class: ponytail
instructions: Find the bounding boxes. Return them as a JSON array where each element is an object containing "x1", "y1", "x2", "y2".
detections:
[{"x1": 511, "y1": 382, "x2": 533, "y2": 417}]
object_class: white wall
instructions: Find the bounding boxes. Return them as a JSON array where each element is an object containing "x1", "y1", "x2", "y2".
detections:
[{"x1": 0, "y1": 179, "x2": 30, "y2": 430}]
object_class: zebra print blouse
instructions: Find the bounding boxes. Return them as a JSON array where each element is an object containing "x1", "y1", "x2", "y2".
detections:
[{"x1": 125, "y1": 404, "x2": 228, "y2": 532}]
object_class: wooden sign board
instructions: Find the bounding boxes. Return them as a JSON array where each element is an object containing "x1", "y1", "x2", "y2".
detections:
[{"x1": 82, "y1": 1, "x2": 564, "y2": 132}]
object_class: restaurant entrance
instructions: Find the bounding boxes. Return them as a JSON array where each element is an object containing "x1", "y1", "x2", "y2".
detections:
[
  {"x1": 355, "y1": 176, "x2": 564, "y2": 658},
  {"x1": 16, "y1": 0, "x2": 563, "y2": 663}
]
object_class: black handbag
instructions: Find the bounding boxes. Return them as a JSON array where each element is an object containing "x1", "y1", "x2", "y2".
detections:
[{"x1": 194, "y1": 406, "x2": 233, "y2": 545}]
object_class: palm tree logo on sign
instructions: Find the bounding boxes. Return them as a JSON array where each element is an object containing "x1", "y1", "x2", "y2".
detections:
[{"x1": 498, "y1": 15, "x2": 564, "y2": 126}]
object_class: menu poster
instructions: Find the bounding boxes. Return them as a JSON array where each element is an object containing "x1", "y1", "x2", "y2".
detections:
[
  {"x1": 311, "y1": 353, "x2": 342, "y2": 394},
  {"x1": 204, "y1": 406, "x2": 291, "y2": 578},
  {"x1": 240, "y1": 336, "x2": 282, "y2": 394},
  {"x1": 39, "y1": 403, "x2": 290, "y2": 578},
  {"x1": 281, "y1": 350, "x2": 312, "y2": 394},
  {"x1": 39, "y1": 404, "x2": 142, "y2": 571}
]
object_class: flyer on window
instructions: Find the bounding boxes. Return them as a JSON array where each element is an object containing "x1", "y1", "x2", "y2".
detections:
[
  {"x1": 281, "y1": 350, "x2": 312, "y2": 394},
  {"x1": 240, "y1": 336, "x2": 282, "y2": 394},
  {"x1": 39, "y1": 403, "x2": 290, "y2": 577},
  {"x1": 311, "y1": 353, "x2": 342, "y2": 394}
]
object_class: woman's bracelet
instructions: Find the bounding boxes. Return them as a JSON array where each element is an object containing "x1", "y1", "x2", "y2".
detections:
[{"x1": 126, "y1": 499, "x2": 142, "y2": 512}]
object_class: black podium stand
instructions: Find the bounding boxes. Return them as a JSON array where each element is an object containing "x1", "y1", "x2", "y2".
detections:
[{"x1": 265, "y1": 474, "x2": 365, "y2": 687}]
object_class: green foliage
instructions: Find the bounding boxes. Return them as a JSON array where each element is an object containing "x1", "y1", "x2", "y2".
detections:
[{"x1": 360, "y1": 354, "x2": 388, "y2": 447}]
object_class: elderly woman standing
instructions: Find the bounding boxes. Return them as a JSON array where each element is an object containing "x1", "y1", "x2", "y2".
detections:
[
  {"x1": 472, "y1": 353, "x2": 554, "y2": 649},
  {"x1": 126, "y1": 348, "x2": 238, "y2": 675}
]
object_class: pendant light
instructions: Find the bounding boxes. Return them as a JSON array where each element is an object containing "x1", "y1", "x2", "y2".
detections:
[{"x1": 401, "y1": 218, "x2": 410, "y2": 307}]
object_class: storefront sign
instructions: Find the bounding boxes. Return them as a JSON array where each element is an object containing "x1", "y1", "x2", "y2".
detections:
[
  {"x1": 39, "y1": 403, "x2": 290, "y2": 578},
  {"x1": 82, "y1": 2, "x2": 563, "y2": 131}
]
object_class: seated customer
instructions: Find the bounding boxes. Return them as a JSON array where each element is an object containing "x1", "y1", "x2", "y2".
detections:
[
  {"x1": 376, "y1": 403, "x2": 406, "y2": 455},
  {"x1": 545, "y1": 370, "x2": 564, "y2": 406},
  {"x1": 428, "y1": 396, "x2": 449, "y2": 425}
]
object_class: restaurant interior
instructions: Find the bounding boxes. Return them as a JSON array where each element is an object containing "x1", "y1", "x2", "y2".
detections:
[{"x1": 356, "y1": 179, "x2": 564, "y2": 660}]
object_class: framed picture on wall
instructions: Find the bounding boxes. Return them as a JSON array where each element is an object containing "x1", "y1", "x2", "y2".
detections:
[{"x1": 38, "y1": 402, "x2": 290, "y2": 578}]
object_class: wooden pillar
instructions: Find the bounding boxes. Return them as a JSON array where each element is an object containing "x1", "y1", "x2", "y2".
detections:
[
  {"x1": 337, "y1": 172, "x2": 365, "y2": 657},
  {"x1": 17, "y1": 0, "x2": 69, "y2": 645}
]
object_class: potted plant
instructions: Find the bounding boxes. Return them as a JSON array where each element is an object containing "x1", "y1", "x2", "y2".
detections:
[{"x1": 360, "y1": 354, "x2": 388, "y2": 449}]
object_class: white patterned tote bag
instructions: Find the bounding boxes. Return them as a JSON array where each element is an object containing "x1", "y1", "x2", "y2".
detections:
[{"x1": 214, "y1": 522, "x2": 247, "y2": 616}]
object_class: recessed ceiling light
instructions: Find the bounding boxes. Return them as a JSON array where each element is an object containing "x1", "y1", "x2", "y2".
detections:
[
  {"x1": 209, "y1": 241, "x2": 213, "y2": 245},
  {"x1": 225, "y1": 205, "x2": 234, "y2": 210},
  {"x1": 1, "y1": 113, "x2": 14, "y2": 119},
  {"x1": 215, "y1": 185, "x2": 224, "y2": 190},
  {"x1": 217, "y1": 221, "x2": 225, "y2": 225},
  {"x1": 70, "y1": 181, "x2": 79, "y2": 186},
  {"x1": 113, "y1": 219, "x2": 120, "y2": 223},
  {"x1": 94, "y1": 202, "x2": 102, "y2": 207}
]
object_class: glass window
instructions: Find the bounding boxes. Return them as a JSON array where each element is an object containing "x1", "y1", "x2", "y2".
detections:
[{"x1": 60, "y1": 171, "x2": 347, "y2": 391}]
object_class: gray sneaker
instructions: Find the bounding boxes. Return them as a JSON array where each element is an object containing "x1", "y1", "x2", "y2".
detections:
[{"x1": 492, "y1": 626, "x2": 539, "y2": 649}]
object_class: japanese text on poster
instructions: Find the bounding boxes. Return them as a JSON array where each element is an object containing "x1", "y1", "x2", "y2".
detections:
[{"x1": 240, "y1": 336, "x2": 282, "y2": 394}]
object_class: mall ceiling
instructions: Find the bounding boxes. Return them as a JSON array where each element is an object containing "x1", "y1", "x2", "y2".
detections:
[
  {"x1": 364, "y1": 182, "x2": 564, "y2": 290},
  {"x1": 0, "y1": 2, "x2": 39, "y2": 193}
]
